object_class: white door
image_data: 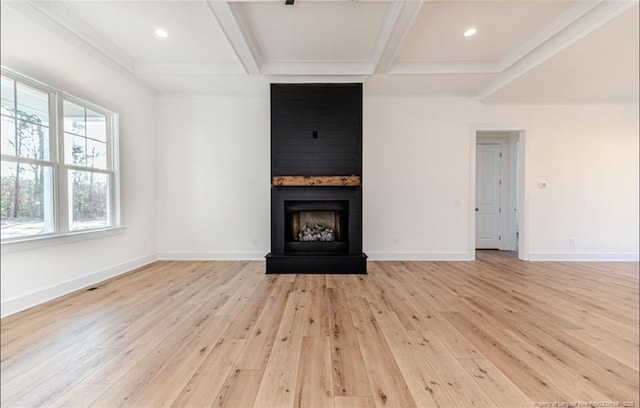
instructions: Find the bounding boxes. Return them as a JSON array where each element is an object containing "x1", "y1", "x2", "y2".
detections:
[{"x1": 476, "y1": 144, "x2": 502, "y2": 249}]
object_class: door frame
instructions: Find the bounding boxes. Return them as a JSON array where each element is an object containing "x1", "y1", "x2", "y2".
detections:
[{"x1": 469, "y1": 124, "x2": 529, "y2": 261}]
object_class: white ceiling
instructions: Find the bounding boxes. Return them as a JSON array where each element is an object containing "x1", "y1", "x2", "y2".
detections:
[
  {"x1": 4, "y1": 0, "x2": 639, "y2": 102},
  {"x1": 395, "y1": 1, "x2": 571, "y2": 63}
]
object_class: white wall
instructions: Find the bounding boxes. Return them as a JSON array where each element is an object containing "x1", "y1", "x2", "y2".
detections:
[
  {"x1": 157, "y1": 94, "x2": 639, "y2": 262},
  {"x1": 1, "y1": 5, "x2": 158, "y2": 316},
  {"x1": 365, "y1": 98, "x2": 639, "y2": 260},
  {"x1": 156, "y1": 95, "x2": 270, "y2": 259}
]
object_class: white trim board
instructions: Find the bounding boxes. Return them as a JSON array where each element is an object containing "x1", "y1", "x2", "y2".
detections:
[
  {"x1": 157, "y1": 252, "x2": 267, "y2": 261},
  {"x1": 527, "y1": 253, "x2": 640, "y2": 262},
  {"x1": 1, "y1": 254, "x2": 158, "y2": 318}
]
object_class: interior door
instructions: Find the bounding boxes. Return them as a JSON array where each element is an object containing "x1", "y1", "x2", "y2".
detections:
[{"x1": 476, "y1": 143, "x2": 502, "y2": 249}]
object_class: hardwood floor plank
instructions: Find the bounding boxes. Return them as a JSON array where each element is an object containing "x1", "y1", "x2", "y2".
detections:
[
  {"x1": 294, "y1": 336, "x2": 333, "y2": 408},
  {"x1": 501, "y1": 323, "x2": 639, "y2": 401},
  {"x1": 222, "y1": 274, "x2": 279, "y2": 339},
  {"x1": 442, "y1": 311, "x2": 571, "y2": 402},
  {"x1": 333, "y1": 396, "x2": 376, "y2": 408},
  {"x1": 1, "y1": 254, "x2": 637, "y2": 408},
  {"x1": 458, "y1": 358, "x2": 532, "y2": 408},
  {"x1": 83, "y1": 295, "x2": 229, "y2": 385},
  {"x1": 171, "y1": 339, "x2": 246, "y2": 407},
  {"x1": 215, "y1": 262, "x2": 265, "y2": 318},
  {"x1": 1, "y1": 319, "x2": 120, "y2": 387},
  {"x1": 302, "y1": 275, "x2": 331, "y2": 337},
  {"x1": 88, "y1": 305, "x2": 226, "y2": 407},
  {"x1": 408, "y1": 330, "x2": 496, "y2": 407},
  {"x1": 130, "y1": 316, "x2": 232, "y2": 407},
  {"x1": 212, "y1": 369, "x2": 263, "y2": 408},
  {"x1": 327, "y1": 287, "x2": 372, "y2": 397},
  {"x1": 348, "y1": 297, "x2": 416, "y2": 408},
  {"x1": 375, "y1": 312, "x2": 459, "y2": 408},
  {"x1": 253, "y1": 290, "x2": 308, "y2": 408},
  {"x1": 564, "y1": 328, "x2": 639, "y2": 371},
  {"x1": 2, "y1": 347, "x2": 117, "y2": 408},
  {"x1": 46, "y1": 384, "x2": 110, "y2": 408},
  {"x1": 491, "y1": 329, "x2": 612, "y2": 401},
  {"x1": 233, "y1": 279, "x2": 294, "y2": 369}
]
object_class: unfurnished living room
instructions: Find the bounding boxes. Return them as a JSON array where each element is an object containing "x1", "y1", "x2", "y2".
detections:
[{"x1": 1, "y1": 0, "x2": 638, "y2": 407}]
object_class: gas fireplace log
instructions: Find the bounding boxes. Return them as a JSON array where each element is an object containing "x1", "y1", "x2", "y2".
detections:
[
  {"x1": 298, "y1": 224, "x2": 335, "y2": 242},
  {"x1": 272, "y1": 176, "x2": 360, "y2": 186}
]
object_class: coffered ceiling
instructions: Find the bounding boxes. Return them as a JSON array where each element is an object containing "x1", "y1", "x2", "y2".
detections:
[{"x1": 3, "y1": 0, "x2": 638, "y2": 102}]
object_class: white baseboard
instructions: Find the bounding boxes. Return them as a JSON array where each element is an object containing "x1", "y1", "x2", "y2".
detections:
[
  {"x1": 528, "y1": 252, "x2": 640, "y2": 262},
  {"x1": 366, "y1": 252, "x2": 473, "y2": 261},
  {"x1": 1, "y1": 254, "x2": 158, "y2": 318},
  {"x1": 158, "y1": 251, "x2": 267, "y2": 261}
]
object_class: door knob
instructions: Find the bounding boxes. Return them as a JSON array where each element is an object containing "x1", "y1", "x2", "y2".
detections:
[{"x1": 475, "y1": 208, "x2": 479, "y2": 211}]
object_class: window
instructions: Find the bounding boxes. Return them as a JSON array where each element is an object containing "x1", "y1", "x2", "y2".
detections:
[{"x1": 1, "y1": 69, "x2": 119, "y2": 242}]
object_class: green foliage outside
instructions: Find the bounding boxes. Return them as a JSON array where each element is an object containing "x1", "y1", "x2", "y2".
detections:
[{"x1": 1, "y1": 107, "x2": 108, "y2": 236}]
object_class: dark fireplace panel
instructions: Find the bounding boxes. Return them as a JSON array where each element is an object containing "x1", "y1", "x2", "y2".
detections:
[
  {"x1": 285, "y1": 200, "x2": 348, "y2": 253},
  {"x1": 266, "y1": 83, "x2": 366, "y2": 274}
]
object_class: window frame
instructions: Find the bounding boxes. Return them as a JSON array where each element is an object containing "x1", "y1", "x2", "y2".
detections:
[{"x1": 1, "y1": 68, "x2": 121, "y2": 247}]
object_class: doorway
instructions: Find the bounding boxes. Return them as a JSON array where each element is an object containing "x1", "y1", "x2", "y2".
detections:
[{"x1": 475, "y1": 131, "x2": 521, "y2": 255}]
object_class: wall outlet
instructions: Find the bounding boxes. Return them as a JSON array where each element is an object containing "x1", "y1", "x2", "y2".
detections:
[
  {"x1": 143, "y1": 240, "x2": 148, "y2": 249},
  {"x1": 392, "y1": 238, "x2": 398, "y2": 245},
  {"x1": 569, "y1": 237, "x2": 575, "y2": 246},
  {"x1": 252, "y1": 238, "x2": 258, "y2": 246}
]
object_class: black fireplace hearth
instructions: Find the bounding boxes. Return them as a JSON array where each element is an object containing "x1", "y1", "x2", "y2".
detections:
[{"x1": 265, "y1": 83, "x2": 367, "y2": 274}]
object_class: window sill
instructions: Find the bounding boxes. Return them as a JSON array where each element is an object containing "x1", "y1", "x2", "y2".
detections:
[{"x1": 1, "y1": 226, "x2": 126, "y2": 254}]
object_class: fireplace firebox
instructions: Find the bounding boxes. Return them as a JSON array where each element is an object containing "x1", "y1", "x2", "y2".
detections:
[
  {"x1": 285, "y1": 200, "x2": 348, "y2": 253},
  {"x1": 265, "y1": 83, "x2": 367, "y2": 274}
]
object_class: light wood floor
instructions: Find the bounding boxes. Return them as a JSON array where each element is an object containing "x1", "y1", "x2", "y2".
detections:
[{"x1": 1, "y1": 251, "x2": 638, "y2": 408}]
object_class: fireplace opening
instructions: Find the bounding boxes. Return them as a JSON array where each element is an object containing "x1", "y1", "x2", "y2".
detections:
[{"x1": 285, "y1": 200, "x2": 348, "y2": 253}]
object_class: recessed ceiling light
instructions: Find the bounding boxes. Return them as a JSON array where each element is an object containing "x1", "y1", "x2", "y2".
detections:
[
  {"x1": 464, "y1": 28, "x2": 477, "y2": 37},
  {"x1": 154, "y1": 28, "x2": 169, "y2": 39}
]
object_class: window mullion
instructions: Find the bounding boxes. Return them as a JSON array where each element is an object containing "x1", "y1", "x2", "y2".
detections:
[{"x1": 56, "y1": 92, "x2": 70, "y2": 234}]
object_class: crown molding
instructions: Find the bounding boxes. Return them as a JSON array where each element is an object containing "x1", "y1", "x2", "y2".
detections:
[
  {"x1": 207, "y1": 1, "x2": 261, "y2": 74},
  {"x1": 11, "y1": 1, "x2": 135, "y2": 72},
  {"x1": 478, "y1": 0, "x2": 638, "y2": 100},
  {"x1": 135, "y1": 62, "x2": 245, "y2": 75},
  {"x1": 5, "y1": 0, "x2": 157, "y2": 94}
]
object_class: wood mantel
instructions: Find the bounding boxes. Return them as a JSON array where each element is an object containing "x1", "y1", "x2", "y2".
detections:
[{"x1": 272, "y1": 176, "x2": 360, "y2": 187}]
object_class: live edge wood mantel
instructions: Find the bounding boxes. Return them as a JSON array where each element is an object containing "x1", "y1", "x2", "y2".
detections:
[{"x1": 272, "y1": 175, "x2": 361, "y2": 187}]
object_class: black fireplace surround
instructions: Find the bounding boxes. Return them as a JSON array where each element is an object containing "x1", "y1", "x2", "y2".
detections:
[{"x1": 265, "y1": 83, "x2": 367, "y2": 274}]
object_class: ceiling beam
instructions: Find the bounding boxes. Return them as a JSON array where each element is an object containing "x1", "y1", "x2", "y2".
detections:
[
  {"x1": 262, "y1": 61, "x2": 372, "y2": 76},
  {"x1": 206, "y1": 1, "x2": 262, "y2": 75},
  {"x1": 497, "y1": 1, "x2": 601, "y2": 72},
  {"x1": 477, "y1": 0, "x2": 637, "y2": 100},
  {"x1": 372, "y1": 0, "x2": 423, "y2": 74}
]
